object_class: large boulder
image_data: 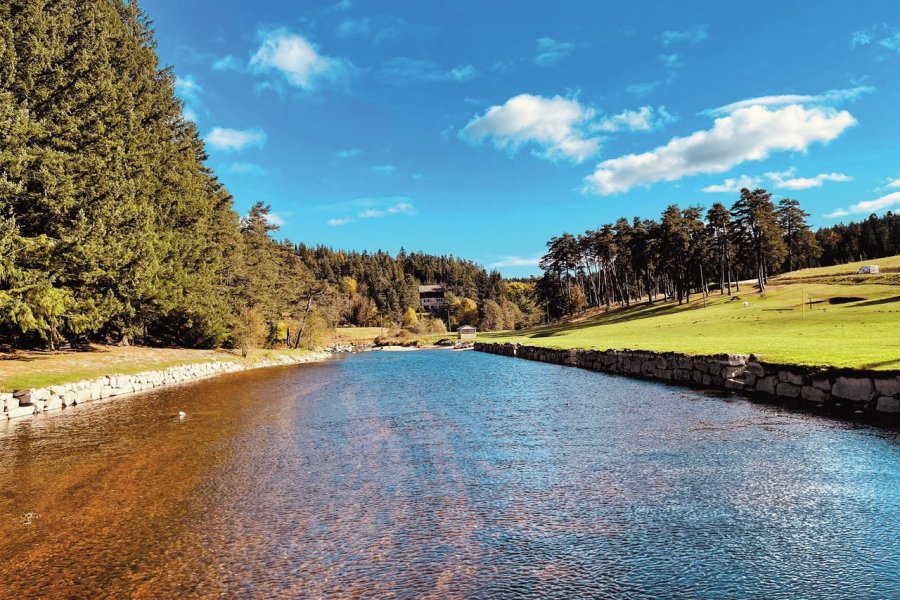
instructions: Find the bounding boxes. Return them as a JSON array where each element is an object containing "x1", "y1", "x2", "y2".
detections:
[
  {"x1": 875, "y1": 396, "x2": 899, "y2": 413},
  {"x1": 874, "y1": 377, "x2": 900, "y2": 397},
  {"x1": 831, "y1": 377, "x2": 874, "y2": 402}
]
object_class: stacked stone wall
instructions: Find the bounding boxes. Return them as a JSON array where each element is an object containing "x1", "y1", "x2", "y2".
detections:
[{"x1": 475, "y1": 342, "x2": 900, "y2": 421}]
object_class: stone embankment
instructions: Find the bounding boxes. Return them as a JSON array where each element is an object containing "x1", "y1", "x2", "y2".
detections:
[
  {"x1": 476, "y1": 343, "x2": 900, "y2": 422},
  {"x1": 1, "y1": 351, "x2": 331, "y2": 421}
]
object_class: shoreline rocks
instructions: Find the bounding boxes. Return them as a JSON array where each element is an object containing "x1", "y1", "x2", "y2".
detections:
[
  {"x1": 475, "y1": 342, "x2": 900, "y2": 424},
  {"x1": 1, "y1": 351, "x2": 331, "y2": 422}
]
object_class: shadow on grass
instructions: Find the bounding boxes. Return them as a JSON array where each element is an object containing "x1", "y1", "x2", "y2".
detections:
[{"x1": 853, "y1": 295, "x2": 900, "y2": 308}]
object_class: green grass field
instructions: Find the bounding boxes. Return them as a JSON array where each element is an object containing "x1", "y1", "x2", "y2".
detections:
[{"x1": 479, "y1": 255, "x2": 900, "y2": 370}]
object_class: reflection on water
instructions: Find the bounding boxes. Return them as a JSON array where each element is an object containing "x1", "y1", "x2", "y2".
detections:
[{"x1": 0, "y1": 351, "x2": 897, "y2": 598}]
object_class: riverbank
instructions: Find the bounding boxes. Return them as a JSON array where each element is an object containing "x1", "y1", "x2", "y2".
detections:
[
  {"x1": 477, "y1": 256, "x2": 900, "y2": 370},
  {"x1": 476, "y1": 342, "x2": 900, "y2": 424},
  {"x1": 0, "y1": 348, "x2": 331, "y2": 421}
]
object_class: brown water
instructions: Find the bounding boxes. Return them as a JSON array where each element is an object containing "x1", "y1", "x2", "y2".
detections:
[{"x1": 0, "y1": 350, "x2": 898, "y2": 598}]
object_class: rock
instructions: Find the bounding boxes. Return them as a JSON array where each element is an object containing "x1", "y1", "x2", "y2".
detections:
[
  {"x1": 6, "y1": 405, "x2": 35, "y2": 419},
  {"x1": 801, "y1": 386, "x2": 828, "y2": 404},
  {"x1": 831, "y1": 377, "x2": 874, "y2": 402},
  {"x1": 17, "y1": 388, "x2": 50, "y2": 405},
  {"x1": 724, "y1": 378, "x2": 744, "y2": 390},
  {"x1": 811, "y1": 375, "x2": 831, "y2": 391},
  {"x1": 873, "y1": 377, "x2": 900, "y2": 397},
  {"x1": 1, "y1": 393, "x2": 18, "y2": 412},
  {"x1": 778, "y1": 371, "x2": 804, "y2": 386},
  {"x1": 776, "y1": 382, "x2": 802, "y2": 398},
  {"x1": 875, "y1": 396, "x2": 899, "y2": 413},
  {"x1": 76, "y1": 389, "x2": 92, "y2": 404},
  {"x1": 745, "y1": 362, "x2": 765, "y2": 377},
  {"x1": 744, "y1": 373, "x2": 758, "y2": 387},
  {"x1": 756, "y1": 377, "x2": 777, "y2": 395},
  {"x1": 45, "y1": 396, "x2": 63, "y2": 411},
  {"x1": 721, "y1": 366, "x2": 745, "y2": 379}
]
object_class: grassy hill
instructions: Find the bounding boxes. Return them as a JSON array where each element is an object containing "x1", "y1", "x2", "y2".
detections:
[{"x1": 479, "y1": 255, "x2": 900, "y2": 370}]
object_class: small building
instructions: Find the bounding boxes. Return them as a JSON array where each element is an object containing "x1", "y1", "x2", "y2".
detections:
[
  {"x1": 418, "y1": 285, "x2": 445, "y2": 312},
  {"x1": 857, "y1": 265, "x2": 880, "y2": 274},
  {"x1": 458, "y1": 325, "x2": 477, "y2": 340}
]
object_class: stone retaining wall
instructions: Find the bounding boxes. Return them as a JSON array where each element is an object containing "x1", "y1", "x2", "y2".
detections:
[
  {"x1": 475, "y1": 342, "x2": 900, "y2": 422},
  {"x1": 1, "y1": 352, "x2": 331, "y2": 421}
]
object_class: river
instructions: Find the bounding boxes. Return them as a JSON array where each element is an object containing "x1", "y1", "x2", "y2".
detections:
[{"x1": 0, "y1": 350, "x2": 897, "y2": 598}]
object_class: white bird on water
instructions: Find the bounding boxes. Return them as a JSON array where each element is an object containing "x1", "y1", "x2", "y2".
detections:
[{"x1": 178, "y1": 411, "x2": 186, "y2": 419}]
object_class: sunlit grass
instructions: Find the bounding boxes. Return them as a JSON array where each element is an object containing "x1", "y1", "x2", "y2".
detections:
[{"x1": 479, "y1": 256, "x2": 900, "y2": 370}]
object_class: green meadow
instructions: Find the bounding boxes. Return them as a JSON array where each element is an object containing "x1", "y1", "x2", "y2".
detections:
[{"x1": 478, "y1": 255, "x2": 900, "y2": 370}]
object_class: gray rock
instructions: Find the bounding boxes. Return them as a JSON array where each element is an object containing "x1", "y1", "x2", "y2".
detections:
[
  {"x1": 778, "y1": 371, "x2": 804, "y2": 386},
  {"x1": 801, "y1": 386, "x2": 828, "y2": 404},
  {"x1": 721, "y1": 366, "x2": 745, "y2": 379},
  {"x1": 873, "y1": 377, "x2": 900, "y2": 397},
  {"x1": 811, "y1": 375, "x2": 831, "y2": 391},
  {"x1": 875, "y1": 396, "x2": 899, "y2": 413},
  {"x1": 745, "y1": 362, "x2": 765, "y2": 377},
  {"x1": 832, "y1": 377, "x2": 874, "y2": 402},
  {"x1": 776, "y1": 382, "x2": 802, "y2": 398},
  {"x1": 756, "y1": 377, "x2": 777, "y2": 395}
]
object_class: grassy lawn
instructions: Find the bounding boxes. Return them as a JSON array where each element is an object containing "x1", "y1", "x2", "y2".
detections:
[
  {"x1": 0, "y1": 346, "x2": 321, "y2": 392},
  {"x1": 478, "y1": 255, "x2": 900, "y2": 370}
]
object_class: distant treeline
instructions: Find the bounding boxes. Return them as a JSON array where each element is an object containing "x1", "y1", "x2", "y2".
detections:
[
  {"x1": 0, "y1": 0, "x2": 539, "y2": 350},
  {"x1": 537, "y1": 191, "x2": 900, "y2": 319}
]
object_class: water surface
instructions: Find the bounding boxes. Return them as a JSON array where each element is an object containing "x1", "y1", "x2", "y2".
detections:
[{"x1": 0, "y1": 350, "x2": 897, "y2": 598}]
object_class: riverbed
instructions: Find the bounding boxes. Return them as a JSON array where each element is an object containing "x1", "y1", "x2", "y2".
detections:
[{"x1": 0, "y1": 350, "x2": 897, "y2": 598}]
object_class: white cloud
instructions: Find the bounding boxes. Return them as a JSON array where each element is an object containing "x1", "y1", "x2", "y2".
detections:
[
  {"x1": 708, "y1": 86, "x2": 875, "y2": 115},
  {"x1": 533, "y1": 37, "x2": 576, "y2": 66},
  {"x1": 702, "y1": 175, "x2": 764, "y2": 193},
  {"x1": 206, "y1": 127, "x2": 267, "y2": 152},
  {"x1": 371, "y1": 165, "x2": 396, "y2": 175},
  {"x1": 335, "y1": 18, "x2": 371, "y2": 39},
  {"x1": 461, "y1": 94, "x2": 600, "y2": 163},
  {"x1": 595, "y1": 105, "x2": 675, "y2": 133},
  {"x1": 228, "y1": 162, "x2": 269, "y2": 176},
  {"x1": 378, "y1": 57, "x2": 478, "y2": 83},
  {"x1": 328, "y1": 199, "x2": 415, "y2": 225},
  {"x1": 661, "y1": 25, "x2": 708, "y2": 46},
  {"x1": 848, "y1": 191, "x2": 900, "y2": 214},
  {"x1": 175, "y1": 75, "x2": 203, "y2": 122},
  {"x1": 212, "y1": 55, "x2": 241, "y2": 72},
  {"x1": 249, "y1": 29, "x2": 349, "y2": 91},
  {"x1": 359, "y1": 202, "x2": 414, "y2": 218},
  {"x1": 885, "y1": 177, "x2": 900, "y2": 189},
  {"x1": 265, "y1": 212, "x2": 286, "y2": 227},
  {"x1": 824, "y1": 209, "x2": 850, "y2": 218},
  {"x1": 488, "y1": 255, "x2": 542, "y2": 268},
  {"x1": 851, "y1": 25, "x2": 900, "y2": 53},
  {"x1": 766, "y1": 168, "x2": 852, "y2": 190},
  {"x1": 583, "y1": 104, "x2": 856, "y2": 195}
]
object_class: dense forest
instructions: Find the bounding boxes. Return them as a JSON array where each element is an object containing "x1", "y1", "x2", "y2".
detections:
[
  {"x1": 537, "y1": 192, "x2": 900, "y2": 319},
  {"x1": 0, "y1": 0, "x2": 541, "y2": 351}
]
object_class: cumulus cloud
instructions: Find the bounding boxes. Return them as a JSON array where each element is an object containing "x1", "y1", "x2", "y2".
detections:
[
  {"x1": 847, "y1": 191, "x2": 900, "y2": 214},
  {"x1": 583, "y1": 104, "x2": 856, "y2": 195},
  {"x1": 488, "y1": 255, "x2": 542, "y2": 268},
  {"x1": 661, "y1": 25, "x2": 708, "y2": 46},
  {"x1": 378, "y1": 57, "x2": 478, "y2": 84},
  {"x1": 328, "y1": 199, "x2": 415, "y2": 225},
  {"x1": 461, "y1": 94, "x2": 600, "y2": 163},
  {"x1": 703, "y1": 169, "x2": 852, "y2": 193},
  {"x1": 206, "y1": 127, "x2": 267, "y2": 152},
  {"x1": 707, "y1": 86, "x2": 875, "y2": 115},
  {"x1": 824, "y1": 208, "x2": 850, "y2": 218},
  {"x1": 249, "y1": 29, "x2": 349, "y2": 90},
  {"x1": 766, "y1": 168, "x2": 852, "y2": 190},
  {"x1": 702, "y1": 175, "x2": 764, "y2": 193},
  {"x1": 265, "y1": 212, "x2": 287, "y2": 227},
  {"x1": 885, "y1": 177, "x2": 900, "y2": 189},
  {"x1": 595, "y1": 105, "x2": 675, "y2": 133},
  {"x1": 533, "y1": 37, "x2": 576, "y2": 66}
]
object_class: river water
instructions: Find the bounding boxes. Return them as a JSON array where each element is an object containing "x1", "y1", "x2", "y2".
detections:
[{"x1": 0, "y1": 350, "x2": 897, "y2": 598}]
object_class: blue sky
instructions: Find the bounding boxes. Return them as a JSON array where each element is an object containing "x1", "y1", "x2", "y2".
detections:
[{"x1": 147, "y1": 0, "x2": 900, "y2": 276}]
